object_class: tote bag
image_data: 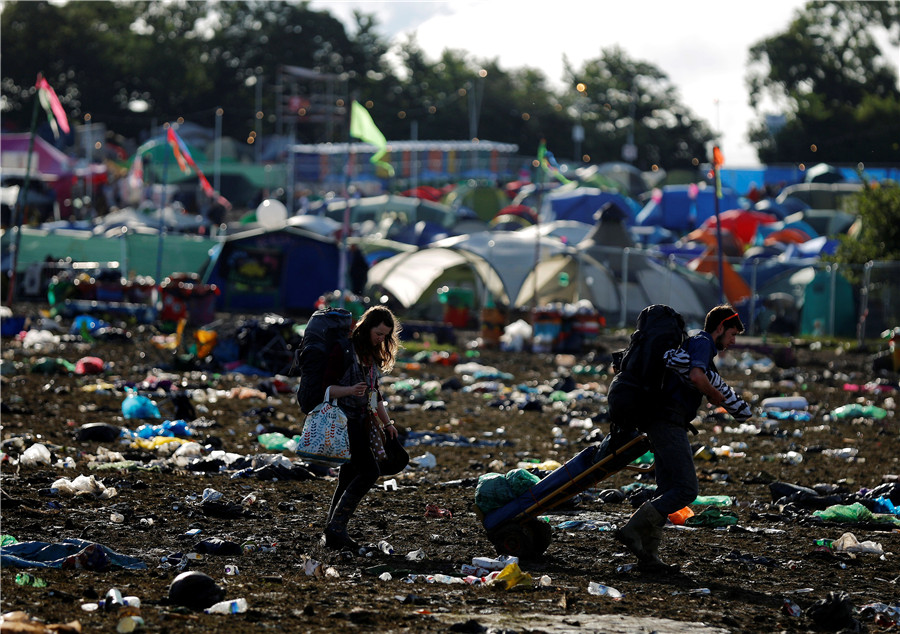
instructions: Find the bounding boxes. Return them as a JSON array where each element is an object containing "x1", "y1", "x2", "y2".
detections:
[{"x1": 296, "y1": 388, "x2": 351, "y2": 466}]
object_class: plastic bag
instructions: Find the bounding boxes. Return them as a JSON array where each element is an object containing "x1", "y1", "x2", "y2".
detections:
[
  {"x1": 812, "y1": 502, "x2": 874, "y2": 523},
  {"x1": 122, "y1": 390, "x2": 161, "y2": 420},
  {"x1": 492, "y1": 562, "x2": 533, "y2": 589},
  {"x1": 684, "y1": 506, "x2": 738, "y2": 527},
  {"x1": 20, "y1": 443, "x2": 52, "y2": 466},
  {"x1": 474, "y1": 468, "x2": 540, "y2": 514}
]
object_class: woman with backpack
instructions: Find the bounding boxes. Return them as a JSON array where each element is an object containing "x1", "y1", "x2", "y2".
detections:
[{"x1": 320, "y1": 305, "x2": 402, "y2": 551}]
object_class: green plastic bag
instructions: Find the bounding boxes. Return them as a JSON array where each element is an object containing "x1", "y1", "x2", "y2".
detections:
[
  {"x1": 692, "y1": 495, "x2": 734, "y2": 506},
  {"x1": 257, "y1": 432, "x2": 300, "y2": 451},
  {"x1": 812, "y1": 502, "x2": 900, "y2": 526},
  {"x1": 812, "y1": 502, "x2": 874, "y2": 523},
  {"x1": 684, "y1": 506, "x2": 738, "y2": 527},
  {"x1": 475, "y1": 468, "x2": 540, "y2": 514}
]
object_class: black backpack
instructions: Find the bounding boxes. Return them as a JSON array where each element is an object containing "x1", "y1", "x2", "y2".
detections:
[
  {"x1": 608, "y1": 304, "x2": 686, "y2": 429},
  {"x1": 295, "y1": 307, "x2": 354, "y2": 415}
]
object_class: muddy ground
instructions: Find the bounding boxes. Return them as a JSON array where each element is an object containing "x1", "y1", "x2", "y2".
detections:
[{"x1": 1, "y1": 311, "x2": 898, "y2": 633}]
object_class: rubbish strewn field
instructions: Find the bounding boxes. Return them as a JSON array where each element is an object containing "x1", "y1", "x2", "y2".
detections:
[{"x1": 1, "y1": 319, "x2": 898, "y2": 633}]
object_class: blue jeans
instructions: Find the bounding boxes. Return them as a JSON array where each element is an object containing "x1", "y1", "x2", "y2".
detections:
[{"x1": 643, "y1": 418, "x2": 698, "y2": 517}]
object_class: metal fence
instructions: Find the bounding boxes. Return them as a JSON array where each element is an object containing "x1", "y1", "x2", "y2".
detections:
[{"x1": 643, "y1": 249, "x2": 900, "y2": 343}]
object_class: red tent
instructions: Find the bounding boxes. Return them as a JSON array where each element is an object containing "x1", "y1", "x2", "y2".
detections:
[
  {"x1": 701, "y1": 209, "x2": 779, "y2": 246},
  {"x1": 399, "y1": 185, "x2": 443, "y2": 202}
]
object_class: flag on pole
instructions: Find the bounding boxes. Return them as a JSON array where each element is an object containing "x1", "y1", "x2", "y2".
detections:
[
  {"x1": 166, "y1": 127, "x2": 232, "y2": 209},
  {"x1": 350, "y1": 100, "x2": 394, "y2": 176},
  {"x1": 166, "y1": 128, "x2": 192, "y2": 173},
  {"x1": 35, "y1": 74, "x2": 70, "y2": 138},
  {"x1": 712, "y1": 146, "x2": 725, "y2": 199},
  {"x1": 537, "y1": 139, "x2": 571, "y2": 184}
]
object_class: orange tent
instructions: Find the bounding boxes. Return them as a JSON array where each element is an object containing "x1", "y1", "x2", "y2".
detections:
[
  {"x1": 684, "y1": 227, "x2": 745, "y2": 257},
  {"x1": 763, "y1": 228, "x2": 811, "y2": 246},
  {"x1": 688, "y1": 246, "x2": 751, "y2": 304}
]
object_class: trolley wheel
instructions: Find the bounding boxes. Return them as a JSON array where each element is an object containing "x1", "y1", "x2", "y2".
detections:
[
  {"x1": 525, "y1": 519, "x2": 553, "y2": 556},
  {"x1": 487, "y1": 524, "x2": 534, "y2": 559}
]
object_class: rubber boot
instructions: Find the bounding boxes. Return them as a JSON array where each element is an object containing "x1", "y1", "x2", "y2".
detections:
[
  {"x1": 613, "y1": 501, "x2": 657, "y2": 561},
  {"x1": 639, "y1": 518, "x2": 680, "y2": 573},
  {"x1": 323, "y1": 490, "x2": 364, "y2": 551}
]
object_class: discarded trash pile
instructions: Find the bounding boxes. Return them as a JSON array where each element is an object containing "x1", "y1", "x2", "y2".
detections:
[{"x1": 1, "y1": 313, "x2": 899, "y2": 633}]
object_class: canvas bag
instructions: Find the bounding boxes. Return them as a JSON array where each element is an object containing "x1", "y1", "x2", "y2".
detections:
[{"x1": 296, "y1": 387, "x2": 351, "y2": 466}]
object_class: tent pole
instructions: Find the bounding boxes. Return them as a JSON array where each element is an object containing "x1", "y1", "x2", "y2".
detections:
[{"x1": 6, "y1": 97, "x2": 41, "y2": 306}]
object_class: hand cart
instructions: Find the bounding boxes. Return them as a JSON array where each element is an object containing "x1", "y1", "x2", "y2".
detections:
[{"x1": 479, "y1": 428, "x2": 654, "y2": 559}]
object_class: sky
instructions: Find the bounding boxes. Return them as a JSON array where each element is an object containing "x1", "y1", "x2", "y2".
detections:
[{"x1": 311, "y1": 0, "x2": 811, "y2": 167}]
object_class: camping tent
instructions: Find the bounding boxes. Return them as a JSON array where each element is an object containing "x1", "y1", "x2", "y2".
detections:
[
  {"x1": 542, "y1": 186, "x2": 641, "y2": 225},
  {"x1": 0, "y1": 133, "x2": 79, "y2": 218},
  {"x1": 366, "y1": 230, "x2": 573, "y2": 316},
  {"x1": 570, "y1": 204, "x2": 720, "y2": 326},
  {"x1": 201, "y1": 225, "x2": 340, "y2": 313},
  {"x1": 635, "y1": 184, "x2": 742, "y2": 234},
  {"x1": 323, "y1": 194, "x2": 486, "y2": 243}
]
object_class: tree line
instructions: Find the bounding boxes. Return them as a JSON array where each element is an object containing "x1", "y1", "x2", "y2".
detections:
[{"x1": 1, "y1": 0, "x2": 898, "y2": 169}]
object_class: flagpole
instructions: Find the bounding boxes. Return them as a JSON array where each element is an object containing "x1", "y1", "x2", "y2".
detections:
[
  {"x1": 713, "y1": 149, "x2": 725, "y2": 304},
  {"x1": 156, "y1": 127, "x2": 170, "y2": 285},
  {"x1": 337, "y1": 96, "x2": 356, "y2": 309},
  {"x1": 532, "y1": 145, "x2": 544, "y2": 322},
  {"x1": 6, "y1": 97, "x2": 41, "y2": 306}
]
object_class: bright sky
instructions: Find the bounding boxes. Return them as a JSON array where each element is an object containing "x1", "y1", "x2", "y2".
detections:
[{"x1": 312, "y1": 0, "x2": 811, "y2": 167}]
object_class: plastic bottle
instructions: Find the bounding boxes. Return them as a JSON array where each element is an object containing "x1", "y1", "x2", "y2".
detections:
[
  {"x1": 431, "y1": 573, "x2": 463, "y2": 584},
  {"x1": 782, "y1": 599, "x2": 803, "y2": 617},
  {"x1": 205, "y1": 598, "x2": 248, "y2": 614},
  {"x1": 814, "y1": 539, "x2": 834, "y2": 549},
  {"x1": 761, "y1": 396, "x2": 808, "y2": 410},
  {"x1": 104, "y1": 588, "x2": 124, "y2": 611},
  {"x1": 377, "y1": 540, "x2": 394, "y2": 555},
  {"x1": 587, "y1": 582, "x2": 623, "y2": 598},
  {"x1": 116, "y1": 616, "x2": 144, "y2": 633}
]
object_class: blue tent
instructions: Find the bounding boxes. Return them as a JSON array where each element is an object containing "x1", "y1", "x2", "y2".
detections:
[
  {"x1": 545, "y1": 188, "x2": 641, "y2": 225},
  {"x1": 201, "y1": 225, "x2": 339, "y2": 313},
  {"x1": 635, "y1": 185, "x2": 742, "y2": 234}
]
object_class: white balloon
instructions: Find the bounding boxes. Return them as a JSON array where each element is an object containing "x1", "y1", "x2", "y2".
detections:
[{"x1": 256, "y1": 199, "x2": 288, "y2": 228}]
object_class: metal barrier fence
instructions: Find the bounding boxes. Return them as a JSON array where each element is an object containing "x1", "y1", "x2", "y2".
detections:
[{"x1": 583, "y1": 243, "x2": 899, "y2": 342}]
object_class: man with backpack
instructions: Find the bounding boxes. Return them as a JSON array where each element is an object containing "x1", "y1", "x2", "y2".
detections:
[{"x1": 611, "y1": 304, "x2": 747, "y2": 572}]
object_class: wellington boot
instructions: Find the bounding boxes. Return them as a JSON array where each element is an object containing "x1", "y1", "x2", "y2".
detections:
[
  {"x1": 638, "y1": 522, "x2": 680, "y2": 573},
  {"x1": 322, "y1": 490, "x2": 364, "y2": 552},
  {"x1": 322, "y1": 525, "x2": 360, "y2": 551},
  {"x1": 613, "y1": 502, "x2": 658, "y2": 561}
]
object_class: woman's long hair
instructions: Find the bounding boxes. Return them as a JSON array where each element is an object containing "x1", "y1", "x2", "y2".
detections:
[{"x1": 351, "y1": 306, "x2": 401, "y2": 373}]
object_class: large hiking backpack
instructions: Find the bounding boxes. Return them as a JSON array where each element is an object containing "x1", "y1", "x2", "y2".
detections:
[
  {"x1": 608, "y1": 304, "x2": 686, "y2": 429},
  {"x1": 295, "y1": 307, "x2": 354, "y2": 415}
]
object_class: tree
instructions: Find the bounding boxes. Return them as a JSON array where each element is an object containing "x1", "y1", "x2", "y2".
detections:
[
  {"x1": 563, "y1": 47, "x2": 715, "y2": 170},
  {"x1": 747, "y1": 0, "x2": 900, "y2": 164},
  {"x1": 829, "y1": 182, "x2": 900, "y2": 278}
]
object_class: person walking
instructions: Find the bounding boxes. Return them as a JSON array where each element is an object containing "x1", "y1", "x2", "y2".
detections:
[
  {"x1": 321, "y1": 305, "x2": 401, "y2": 551},
  {"x1": 614, "y1": 304, "x2": 745, "y2": 572}
]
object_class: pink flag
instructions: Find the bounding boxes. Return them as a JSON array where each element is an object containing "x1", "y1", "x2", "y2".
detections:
[{"x1": 35, "y1": 74, "x2": 70, "y2": 136}]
